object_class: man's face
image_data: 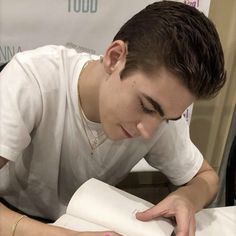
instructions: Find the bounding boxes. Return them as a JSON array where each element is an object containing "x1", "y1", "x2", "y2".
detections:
[{"x1": 98, "y1": 64, "x2": 195, "y2": 140}]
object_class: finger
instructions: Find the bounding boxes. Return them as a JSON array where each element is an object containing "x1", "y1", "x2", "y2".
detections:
[
  {"x1": 80, "y1": 231, "x2": 122, "y2": 236},
  {"x1": 103, "y1": 232, "x2": 122, "y2": 236},
  {"x1": 136, "y1": 204, "x2": 166, "y2": 221},
  {"x1": 102, "y1": 231, "x2": 122, "y2": 236},
  {"x1": 106, "y1": 231, "x2": 123, "y2": 236},
  {"x1": 189, "y1": 216, "x2": 196, "y2": 236},
  {"x1": 174, "y1": 208, "x2": 191, "y2": 236}
]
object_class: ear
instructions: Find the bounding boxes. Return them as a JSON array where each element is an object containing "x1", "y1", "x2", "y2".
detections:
[{"x1": 102, "y1": 40, "x2": 127, "y2": 74}]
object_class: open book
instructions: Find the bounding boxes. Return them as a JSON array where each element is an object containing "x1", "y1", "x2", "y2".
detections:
[{"x1": 54, "y1": 178, "x2": 174, "y2": 236}]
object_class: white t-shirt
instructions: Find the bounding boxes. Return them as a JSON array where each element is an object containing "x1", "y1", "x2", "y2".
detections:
[{"x1": 0, "y1": 45, "x2": 203, "y2": 220}]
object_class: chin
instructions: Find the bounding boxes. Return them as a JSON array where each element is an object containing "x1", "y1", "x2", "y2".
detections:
[
  {"x1": 107, "y1": 132, "x2": 133, "y2": 141},
  {"x1": 104, "y1": 130, "x2": 125, "y2": 141}
]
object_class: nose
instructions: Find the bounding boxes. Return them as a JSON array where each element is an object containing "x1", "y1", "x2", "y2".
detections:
[{"x1": 137, "y1": 115, "x2": 162, "y2": 139}]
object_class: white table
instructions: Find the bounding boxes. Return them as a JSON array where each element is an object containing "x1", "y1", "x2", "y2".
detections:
[
  {"x1": 195, "y1": 206, "x2": 236, "y2": 235},
  {"x1": 131, "y1": 158, "x2": 158, "y2": 172}
]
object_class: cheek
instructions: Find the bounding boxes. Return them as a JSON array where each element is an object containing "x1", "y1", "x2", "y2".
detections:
[
  {"x1": 116, "y1": 98, "x2": 141, "y2": 122},
  {"x1": 98, "y1": 90, "x2": 120, "y2": 122},
  {"x1": 99, "y1": 94, "x2": 136, "y2": 123},
  {"x1": 99, "y1": 80, "x2": 140, "y2": 122}
]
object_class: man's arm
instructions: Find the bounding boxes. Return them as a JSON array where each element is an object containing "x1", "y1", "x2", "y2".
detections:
[
  {"x1": 173, "y1": 160, "x2": 219, "y2": 212},
  {"x1": 136, "y1": 160, "x2": 219, "y2": 236},
  {"x1": 0, "y1": 156, "x2": 121, "y2": 236}
]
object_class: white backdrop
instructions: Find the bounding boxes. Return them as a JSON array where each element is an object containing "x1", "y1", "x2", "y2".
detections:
[{"x1": 0, "y1": 0, "x2": 211, "y2": 123}]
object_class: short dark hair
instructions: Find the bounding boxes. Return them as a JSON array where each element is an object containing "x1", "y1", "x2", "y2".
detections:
[{"x1": 113, "y1": 1, "x2": 226, "y2": 99}]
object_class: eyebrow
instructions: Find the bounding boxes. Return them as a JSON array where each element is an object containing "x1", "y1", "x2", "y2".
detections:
[
  {"x1": 142, "y1": 93, "x2": 182, "y2": 121},
  {"x1": 142, "y1": 94, "x2": 165, "y2": 117}
]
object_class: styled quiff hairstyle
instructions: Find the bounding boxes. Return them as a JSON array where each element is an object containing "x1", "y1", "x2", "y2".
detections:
[{"x1": 113, "y1": 1, "x2": 226, "y2": 99}]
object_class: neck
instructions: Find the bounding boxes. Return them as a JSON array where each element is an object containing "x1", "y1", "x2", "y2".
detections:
[{"x1": 78, "y1": 59, "x2": 105, "y2": 123}]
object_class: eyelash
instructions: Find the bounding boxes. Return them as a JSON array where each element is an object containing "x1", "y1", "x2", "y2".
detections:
[{"x1": 140, "y1": 100, "x2": 156, "y2": 114}]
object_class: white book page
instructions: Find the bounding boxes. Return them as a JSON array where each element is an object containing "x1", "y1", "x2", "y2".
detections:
[
  {"x1": 66, "y1": 178, "x2": 174, "y2": 236},
  {"x1": 54, "y1": 214, "x2": 109, "y2": 232}
]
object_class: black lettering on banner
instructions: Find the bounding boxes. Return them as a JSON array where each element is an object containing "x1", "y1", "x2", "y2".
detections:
[
  {"x1": 68, "y1": 0, "x2": 97, "y2": 13},
  {"x1": 0, "y1": 45, "x2": 22, "y2": 63}
]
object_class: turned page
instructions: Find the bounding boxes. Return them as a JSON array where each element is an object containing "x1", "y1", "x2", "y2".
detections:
[{"x1": 63, "y1": 178, "x2": 174, "y2": 236}]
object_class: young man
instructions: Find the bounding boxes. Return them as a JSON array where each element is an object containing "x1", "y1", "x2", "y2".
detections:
[{"x1": 0, "y1": 1, "x2": 226, "y2": 236}]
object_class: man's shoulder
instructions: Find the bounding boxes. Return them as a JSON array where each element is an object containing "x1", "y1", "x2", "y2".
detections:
[
  {"x1": 149, "y1": 116, "x2": 190, "y2": 147},
  {"x1": 14, "y1": 45, "x2": 70, "y2": 63}
]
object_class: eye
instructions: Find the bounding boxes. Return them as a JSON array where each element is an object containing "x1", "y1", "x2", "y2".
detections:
[
  {"x1": 139, "y1": 99, "x2": 156, "y2": 114},
  {"x1": 166, "y1": 116, "x2": 182, "y2": 123}
]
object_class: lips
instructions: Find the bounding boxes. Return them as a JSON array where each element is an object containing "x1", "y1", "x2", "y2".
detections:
[{"x1": 120, "y1": 125, "x2": 133, "y2": 138}]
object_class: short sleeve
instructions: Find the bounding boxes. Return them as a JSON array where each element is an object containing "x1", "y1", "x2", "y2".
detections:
[
  {"x1": 0, "y1": 56, "x2": 42, "y2": 161},
  {"x1": 145, "y1": 117, "x2": 203, "y2": 186}
]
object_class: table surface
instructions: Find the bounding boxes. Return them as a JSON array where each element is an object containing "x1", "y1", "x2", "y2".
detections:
[
  {"x1": 195, "y1": 206, "x2": 236, "y2": 235},
  {"x1": 131, "y1": 158, "x2": 158, "y2": 172}
]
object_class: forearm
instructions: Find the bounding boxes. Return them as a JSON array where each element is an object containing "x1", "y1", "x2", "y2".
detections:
[
  {"x1": 0, "y1": 202, "x2": 74, "y2": 236},
  {"x1": 171, "y1": 168, "x2": 219, "y2": 212}
]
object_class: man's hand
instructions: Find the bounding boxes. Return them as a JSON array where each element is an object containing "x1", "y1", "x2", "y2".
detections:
[
  {"x1": 136, "y1": 192, "x2": 196, "y2": 236},
  {"x1": 136, "y1": 160, "x2": 219, "y2": 236}
]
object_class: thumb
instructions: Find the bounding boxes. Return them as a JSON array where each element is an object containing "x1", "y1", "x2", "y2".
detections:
[{"x1": 136, "y1": 205, "x2": 163, "y2": 222}]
